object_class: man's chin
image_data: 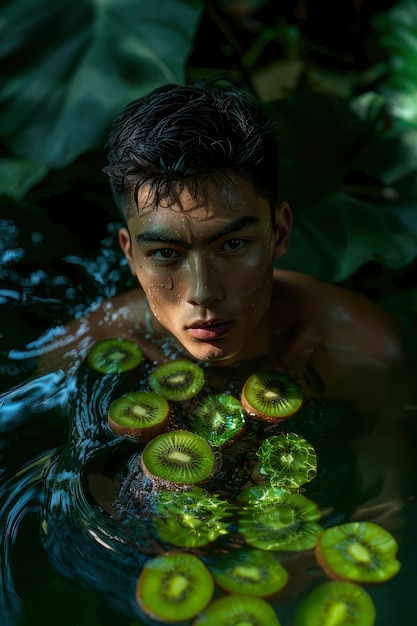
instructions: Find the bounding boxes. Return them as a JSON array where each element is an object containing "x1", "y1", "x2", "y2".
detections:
[{"x1": 184, "y1": 341, "x2": 241, "y2": 366}]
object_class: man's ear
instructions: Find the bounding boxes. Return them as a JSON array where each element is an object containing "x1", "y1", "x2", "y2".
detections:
[
  {"x1": 274, "y1": 202, "x2": 292, "y2": 260},
  {"x1": 118, "y1": 227, "x2": 136, "y2": 276}
]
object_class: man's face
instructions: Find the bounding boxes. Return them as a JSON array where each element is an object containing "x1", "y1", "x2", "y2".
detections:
[{"x1": 119, "y1": 174, "x2": 291, "y2": 366}]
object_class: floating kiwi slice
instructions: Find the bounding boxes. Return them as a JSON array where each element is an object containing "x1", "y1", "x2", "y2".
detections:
[
  {"x1": 241, "y1": 371, "x2": 303, "y2": 422},
  {"x1": 149, "y1": 359, "x2": 205, "y2": 401},
  {"x1": 238, "y1": 490, "x2": 323, "y2": 551},
  {"x1": 315, "y1": 521, "x2": 401, "y2": 584},
  {"x1": 256, "y1": 433, "x2": 317, "y2": 490},
  {"x1": 192, "y1": 594, "x2": 282, "y2": 626},
  {"x1": 295, "y1": 581, "x2": 376, "y2": 626},
  {"x1": 108, "y1": 390, "x2": 170, "y2": 441},
  {"x1": 208, "y1": 547, "x2": 288, "y2": 597},
  {"x1": 136, "y1": 551, "x2": 214, "y2": 623},
  {"x1": 87, "y1": 338, "x2": 143, "y2": 374},
  {"x1": 141, "y1": 430, "x2": 215, "y2": 487},
  {"x1": 191, "y1": 393, "x2": 246, "y2": 447}
]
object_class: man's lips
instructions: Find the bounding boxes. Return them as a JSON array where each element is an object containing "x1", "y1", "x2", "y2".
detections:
[{"x1": 186, "y1": 321, "x2": 233, "y2": 340}]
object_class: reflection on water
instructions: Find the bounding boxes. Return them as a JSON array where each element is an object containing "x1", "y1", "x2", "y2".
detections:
[{"x1": 1, "y1": 346, "x2": 415, "y2": 626}]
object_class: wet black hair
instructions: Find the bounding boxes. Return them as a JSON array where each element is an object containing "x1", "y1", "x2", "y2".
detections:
[{"x1": 103, "y1": 80, "x2": 279, "y2": 220}]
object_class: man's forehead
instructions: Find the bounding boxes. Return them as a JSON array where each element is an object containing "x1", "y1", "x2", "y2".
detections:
[{"x1": 133, "y1": 174, "x2": 255, "y2": 216}]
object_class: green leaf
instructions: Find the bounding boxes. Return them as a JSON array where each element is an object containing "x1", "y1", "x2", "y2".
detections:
[
  {"x1": 264, "y1": 89, "x2": 417, "y2": 280},
  {"x1": 279, "y1": 192, "x2": 417, "y2": 281},
  {"x1": 0, "y1": 0, "x2": 203, "y2": 167},
  {"x1": 0, "y1": 158, "x2": 48, "y2": 199},
  {"x1": 372, "y1": 0, "x2": 417, "y2": 125}
]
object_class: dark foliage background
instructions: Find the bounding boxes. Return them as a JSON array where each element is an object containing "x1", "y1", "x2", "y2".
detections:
[{"x1": 1, "y1": 0, "x2": 416, "y2": 364}]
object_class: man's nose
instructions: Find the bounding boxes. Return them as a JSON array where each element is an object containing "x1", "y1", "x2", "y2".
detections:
[{"x1": 186, "y1": 254, "x2": 223, "y2": 308}]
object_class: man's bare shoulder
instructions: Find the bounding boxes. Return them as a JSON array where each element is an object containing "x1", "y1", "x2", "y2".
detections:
[{"x1": 272, "y1": 269, "x2": 404, "y2": 364}]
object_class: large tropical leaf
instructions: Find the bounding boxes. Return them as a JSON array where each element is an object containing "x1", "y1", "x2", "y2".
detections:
[
  {"x1": 372, "y1": 0, "x2": 417, "y2": 126},
  {"x1": 0, "y1": 0, "x2": 203, "y2": 168},
  {"x1": 266, "y1": 90, "x2": 417, "y2": 280}
]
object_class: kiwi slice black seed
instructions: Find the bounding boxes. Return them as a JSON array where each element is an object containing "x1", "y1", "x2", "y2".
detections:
[
  {"x1": 141, "y1": 429, "x2": 216, "y2": 487},
  {"x1": 149, "y1": 359, "x2": 205, "y2": 401},
  {"x1": 191, "y1": 393, "x2": 246, "y2": 447},
  {"x1": 241, "y1": 371, "x2": 303, "y2": 422},
  {"x1": 192, "y1": 594, "x2": 282, "y2": 626},
  {"x1": 108, "y1": 390, "x2": 170, "y2": 441},
  {"x1": 238, "y1": 490, "x2": 323, "y2": 551},
  {"x1": 315, "y1": 521, "x2": 401, "y2": 584},
  {"x1": 87, "y1": 338, "x2": 143, "y2": 374},
  {"x1": 136, "y1": 551, "x2": 214, "y2": 622},
  {"x1": 256, "y1": 432, "x2": 317, "y2": 490},
  {"x1": 209, "y1": 547, "x2": 288, "y2": 597},
  {"x1": 295, "y1": 581, "x2": 376, "y2": 626}
]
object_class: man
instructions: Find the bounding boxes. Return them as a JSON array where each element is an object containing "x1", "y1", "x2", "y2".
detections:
[{"x1": 39, "y1": 81, "x2": 409, "y2": 524}]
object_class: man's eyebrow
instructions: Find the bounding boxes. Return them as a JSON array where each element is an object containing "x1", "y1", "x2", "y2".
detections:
[{"x1": 135, "y1": 216, "x2": 260, "y2": 247}]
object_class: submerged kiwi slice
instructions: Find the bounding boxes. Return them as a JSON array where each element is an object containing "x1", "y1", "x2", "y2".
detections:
[
  {"x1": 192, "y1": 594, "x2": 282, "y2": 626},
  {"x1": 295, "y1": 581, "x2": 376, "y2": 626},
  {"x1": 149, "y1": 359, "x2": 205, "y2": 401},
  {"x1": 315, "y1": 521, "x2": 401, "y2": 584},
  {"x1": 191, "y1": 393, "x2": 246, "y2": 447},
  {"x1": 141, "y1": 429, "x2": 216, "y2": 487},
  {"x1": 238, "y1": 490, "x2": 323, "y2": 551},
  {"x1": 209, "y1": 547, "x2": 288, "y2": 597},
  {"x1": 87, "y1": 338, "x2": 143, "y2": 374},
  {"x1": 241, "y1": 371, "x2": 303, "y2": 422},
  {"x1": 155, "y1": 486, "x2": 231, "y2": 548},
  {"x1": 136, "y1": 551, "x2": 214, "y2": 622},
  {"x1": 108, "y1": 390, "x2": 170, "y2": 441},
  {"x1": 256, "y1": 432, "x2": 317, "y2": 490}
]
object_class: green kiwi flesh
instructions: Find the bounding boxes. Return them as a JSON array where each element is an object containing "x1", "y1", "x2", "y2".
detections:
[
  {"x1": 108, "y1": 390, "x2": 170, "y2": 441},
  {"x1": 209, "y1": 547, "x2": 288, "y2": 597},
  {"x1": 136, "y1": 551, "x2": 214, "y2": 622},
  {"x1": 149, "y1": 359, "x2": 205, "y2": 401},
  {"x1": 315, "y1": 521, "x2": 401, "y2": 584},
  {"x1": 295, "y1": 581, "x2": 376, "y2": 626},
  {"x1": 256, "y1": 432, "x2": 317, "y2": 489},
  {"x1": 87, "y1": 338, "x2": 143, "y2": 374},
  {"x1": 192, "y1": 594, "x2": 282, "y2": 625},
  {"x1": 191, "y1": 392, "x2": 246, "y2": 447},
  {"x1": 141, "y1": 430, "x2": 215, "y2": 486},
  {"x1": 238, "y1": 490, "x2": 322, "y2": 551},
  {"x1": 155, "y1": 487, "x2": 231, "y2": 548},
  {"x1": 241, "y1": 371, "x2": 303, "y2": 421}
]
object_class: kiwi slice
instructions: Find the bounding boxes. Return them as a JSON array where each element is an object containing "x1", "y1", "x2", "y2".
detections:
[
  {"x1": 209, "y1": 547, "x2": 288, "y2": 597},
  {"x1": 238, "y1": 490, "x2": 323, "y2": 551},
  {"x1": 237, "y1": 483, "x2": 292, "y2": 507},
  {"x1": 141, "y1": 429, "x2": 216, "y2": 487},
  {"x1": 149, "y1": 359, "x2": 205, "y2": 401},
  {"x1": 87, "y1": 338, "x2": 143, "y2": 374},
  {"x1": 241, "y1": 371, "x2": 303, "y2": 422},
  {"x1": 191, "y1": 393, "x2": 246, "y2": 447},
  {"x1": 136, "y1": 551, "x2": 214, "y2": 622},
  {"x1": 192, "y1": 594, "x2": 282, "y2": 626},
  {"x1": 315, "y1": 521, "x2": 401, "y2": 584},
  {"x1": 108, "y1": 390, "x2": 170, "y2": 441},
  {"x1": 295, "y1": 581, "x2": 376, "y2": 626},
  {"x1": 256, "y1": 433, "x2": 317, "y2": 490},
  {"x1": 154, "y1": 486, "x2": 231, "y2": 548}
]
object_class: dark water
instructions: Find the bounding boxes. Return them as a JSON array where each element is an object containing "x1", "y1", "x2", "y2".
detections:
[{"x1": 1, "y1": 215, "x2": 416, "y2": 626}]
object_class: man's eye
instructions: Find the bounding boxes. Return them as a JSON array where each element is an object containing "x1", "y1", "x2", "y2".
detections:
[
  {"x1": 221, "y1": 238, "x2": 246, "y2": 252},
  {"x1": 150, "y1": 248, "x2": 180, "y2": 260}
]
